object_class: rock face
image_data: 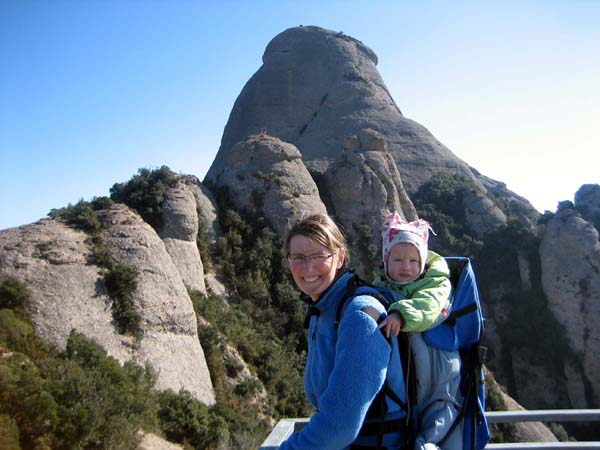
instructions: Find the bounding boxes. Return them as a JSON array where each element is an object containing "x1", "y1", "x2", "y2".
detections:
[
  {"x1": 160, "y1": 182, "x2": 206, "y2": 293},
  {"x1": 492, "y1": 183, "x2": 539, "y2": 227},
  {"x1": 208, "y1": 26, "x2": 474, "y2": 193},
  {"x1": 206, "y1": 25, "x2": 536, "y2": 224},
  {"x1": 205, "y1": 24, "x2": 538, "y2": 262},
  {"x1": 0, "y1": 205, "x2": 216, "y2": 405},
  {"x1": 322, "y1": 128, "x2": 418, "y2": 273},
  {"x1": 205, "y1": 134, "x2": 327, "y2": 238},
  {"x1": 0, "y1": 220, "x2": 130, "y2": 358},
  {"x1": 178, "y1": 175, "x2": 230, "y2": 298},
  {"x1": 325, "y1": 128, "x2": 417, "y2": 222},
  {"x1": 539, "y1": 207, "x2": 600, "y2": 407},
  {"x1": 575, "y1": 183, "x2": 600, "y2": 231},
  {"x1": 462, "y1": 191, "x2": 507, "y2": 237},
  {"x1": 137, "y1": 433, "x2": 183, "y2": 450},
  {"x1": 181, "y1": 175, "x2": 222, "y2": 245}
]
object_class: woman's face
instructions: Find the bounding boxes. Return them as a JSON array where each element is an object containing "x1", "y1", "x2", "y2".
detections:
[{"x1": 288, "y1": 234, "x2": 345, "y2": 301}]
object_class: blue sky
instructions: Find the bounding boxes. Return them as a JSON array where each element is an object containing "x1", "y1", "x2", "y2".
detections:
[{"x1": 1, "y1": 1, "x2": 599, "y2": 230}]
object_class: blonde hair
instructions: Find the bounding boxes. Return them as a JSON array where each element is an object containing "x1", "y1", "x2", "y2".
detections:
[{"x1": 284, "y1": 213, "x2": 349, "y2": 266}]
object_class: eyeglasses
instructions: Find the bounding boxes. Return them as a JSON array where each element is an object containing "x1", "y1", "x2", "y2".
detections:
[{"x1": 287, "y1": 252, "x2": 333, "y2": 266}]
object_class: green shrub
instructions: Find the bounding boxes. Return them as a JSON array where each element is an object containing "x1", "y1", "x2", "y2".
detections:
[
  {"x1": 104, "y1": 264, "x2": 142, "y2": 338},
  {"x1": 0, "y1": 310, "x2": 40, "y2": 356},
  {"x1": 0, "y1": 414, "x2": 21, "y2": 450},
  {"x1": 44, "y1": 331, "x2": 157, "y2": 449},
  {"x1": 485, "y1": 375, "x2": 510, "y2": 443},
  {"x1": 203, "y1": 202, "x2": 311, "y2": 419},
  {"x1": 90, "y1": 196, "x2": 114, "y2": 211},
  {"x1": 223, "y1": 353, "x2": 243, "y2": 378},
  {"x1": 0, "y1": 355, "x2": 58, "y2": 449},
  {"x1": 0, "y1": 277, "x2": 30, "y2": 311},
  {"x1": 190, "y1": 288, "x2": 311, "y2": 421},
  {"x1": 48, "y1": 200, "x2": 103, "y2": 233},
  {"x1": 110, "y1": 166, "x2": 179, "y2": 230},
  {"x1": 85, "y1": 234, "x2": 114, "y2": 270},
  {"x1": 157, "y1": 390, "x2": 228, "y2": 450},
  {"x1": 233, "y1": 378, "x2": 261, "y2": 398},
  {"x1": 1, "y1": 284, "x2": 277, "y2": 449},
  {"x1": 412, "y1": 174, "x2": 484, "y2": 256},
  {"x1": 196, "y1": 215, "x2": 212, "y2": 271}
]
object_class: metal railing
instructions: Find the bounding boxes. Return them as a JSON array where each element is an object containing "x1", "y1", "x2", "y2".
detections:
[{"x1": 259, "y1": 409, "x2": 600, "y2": 450}]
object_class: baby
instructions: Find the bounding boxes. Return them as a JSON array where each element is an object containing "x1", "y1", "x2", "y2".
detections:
[
  {"x1": 376, "y1": 212, "x2": 451, "y2": 337},
  {"x1": 374, "y1": 212, "x2": 462, "y2": 450}
]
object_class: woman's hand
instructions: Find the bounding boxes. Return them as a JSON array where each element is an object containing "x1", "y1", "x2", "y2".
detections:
[{"x1": 378, "y1": 311, "x2": 403, "y2": 338}]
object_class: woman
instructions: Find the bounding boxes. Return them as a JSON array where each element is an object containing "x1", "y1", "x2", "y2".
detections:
[{"x1": 279, "y1": 213, "x2": 407, "y2": 450}]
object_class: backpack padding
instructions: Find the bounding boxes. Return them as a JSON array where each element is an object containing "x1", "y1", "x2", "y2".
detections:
[{"x1": 422, "y1": 257, "x2": 484, "y2": 351}]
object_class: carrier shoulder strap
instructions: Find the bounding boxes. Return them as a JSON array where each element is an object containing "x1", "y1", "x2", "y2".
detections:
[
  {"x1": 334, "y1": 274, "x2": 388, "y2": 329},
  {"x1": 334, "y1": 274, "x2": 361, "y2": 329},
  {"x1": 445, "y1": 302, "x2": 479, "y2": 325},
  {"x1": 443, "y1": 257, "x2": 481, "y2": 326}
]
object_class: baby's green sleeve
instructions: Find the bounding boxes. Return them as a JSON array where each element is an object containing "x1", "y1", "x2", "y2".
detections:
[{"x1": 389, "y1": 276, "x2": 451, "y2": 332}]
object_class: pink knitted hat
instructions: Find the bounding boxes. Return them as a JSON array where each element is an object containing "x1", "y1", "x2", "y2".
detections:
[{"x1": 381, "y1": 212, "x2": 431, "y2": 281}]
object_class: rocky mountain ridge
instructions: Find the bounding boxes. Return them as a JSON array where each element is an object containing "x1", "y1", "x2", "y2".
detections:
[{"x1": 0, "y1": 202, "x2": 216, "y2": 406}]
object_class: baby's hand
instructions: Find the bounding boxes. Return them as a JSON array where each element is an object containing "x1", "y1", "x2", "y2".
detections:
[{"x1": 378, "y1": 312, "x2": 403, "y2": 338}]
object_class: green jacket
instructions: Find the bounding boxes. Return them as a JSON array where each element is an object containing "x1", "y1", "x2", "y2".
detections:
[{"x1": 373, "y1": 251, "x2": 451, "y2": 332}]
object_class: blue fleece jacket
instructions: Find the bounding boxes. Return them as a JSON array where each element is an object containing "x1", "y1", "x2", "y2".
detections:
[{"x1": 279, "y1": 272, "x2": 406, "y2": 450}]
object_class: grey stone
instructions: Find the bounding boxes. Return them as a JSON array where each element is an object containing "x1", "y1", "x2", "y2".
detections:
[
  {"x1": 160, "y1": 183, "x2": 198, "y2": 241},
  {"x1": 206, "y1": 133, "x2": 327, "y2": 238},
  {"x1": 162, "y1": 237, "x2": 205, "y2": 293},
  {"x1": 98, "y1": 204, "x2": 214, "y2": 404},
  {"x1": 160, "y1": 183, "x2": 206, "y2": 293},
  {"x1": 0, "y1": 206, "x2": 216, "y2": 405},
  {"x1": 462, "y1": 190, "x2": 507, "y2": 236},
  {"x1": 208, "y1": 25, "x2": 494, "y2": 201},
  {"x1": 205, "y1": 23, "x2": 539, "y2": 257},
  {"x1": 181, "y1": 174, "x2": 222, "y2": 244},
  {"x1": 575, "y1": 183, "x2": 600, "y2": 229},
  {"x1": 137, "y1": 433, "x2": 183, "y2": 450},
  {"x1": 539, "y1": 208, "x2": 600, "y2": 406},
  {"x1": 0, "y1": 219, "x2": 131, "y2": 361},
  {"x1": 323, "y1": 128, "x2": 417, "y2": 274}
]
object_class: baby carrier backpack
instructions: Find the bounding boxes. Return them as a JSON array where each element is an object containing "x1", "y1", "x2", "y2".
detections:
[{"x1": 336, "y1": 256, "x2": 490, "y2": 450}]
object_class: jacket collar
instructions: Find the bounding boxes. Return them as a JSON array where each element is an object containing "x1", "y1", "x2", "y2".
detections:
[
  {"x1": 301, "y1": 271, "x2": 352, "y2": 329},
  {"x1": 311, "y1": 271, "x2": 352, "y2": 311}
]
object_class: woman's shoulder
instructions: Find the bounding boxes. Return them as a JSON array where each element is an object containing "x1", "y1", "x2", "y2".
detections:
[
  {"x1": 328, "y1": 272, "x2": 393, "y2": 320},
  {"x1": 347, "y1": 293, "x2": 387, "y2": 313}
]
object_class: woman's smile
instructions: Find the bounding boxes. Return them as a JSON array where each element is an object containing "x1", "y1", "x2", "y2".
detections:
[{"x1": 288, "y1": 235, "x2": 344, "y2": 301}]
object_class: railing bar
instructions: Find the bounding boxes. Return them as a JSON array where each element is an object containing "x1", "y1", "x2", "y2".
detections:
[
  {"x1": 259, "y1": 411, "x2": 600, "y2": 449},
  {"x1": 260, "y1": 419, "x2": 298, "y2": 449},
  {"x1": 486, "y1": 444, "x2": 600, "y2": 449},
  {"x1": 486, "y1": 409, "x2": 600, "y2": 423}
]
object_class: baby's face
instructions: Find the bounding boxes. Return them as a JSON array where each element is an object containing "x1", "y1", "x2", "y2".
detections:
[{"x1": 387, "y1": 242, "x2": 421, "y2": 283}]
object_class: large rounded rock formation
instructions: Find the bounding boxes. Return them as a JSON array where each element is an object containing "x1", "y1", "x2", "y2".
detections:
[
  {"x1": 540, "y1": 206, "x2": 600, "y2": 407},
  {"x1": 209, "y1": 25, "x2": 480, "y2": 195},
  {"x1": 0, "y1": 204, "x2": 216, "y2": 405},
  {"x1": 205, "y1": 133, "x2": 327, "y2": 238}
]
